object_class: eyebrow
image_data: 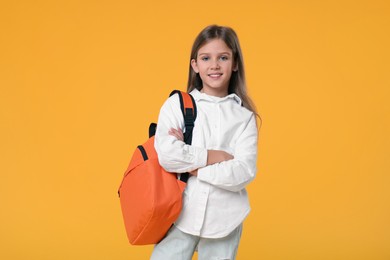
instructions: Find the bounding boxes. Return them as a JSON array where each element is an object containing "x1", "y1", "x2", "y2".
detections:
[{"x1": 198, "y1": 52, "x2": 232, "y2": 56}]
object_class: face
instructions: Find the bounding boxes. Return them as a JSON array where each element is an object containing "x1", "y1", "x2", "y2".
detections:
[{"x1": 191, "y1": 39, "x2": 237, "y2": 97}]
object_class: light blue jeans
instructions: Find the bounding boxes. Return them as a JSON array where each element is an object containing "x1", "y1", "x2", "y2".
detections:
[{"x1": 150, "y1": 224, "x2": 243, "y2": 260}]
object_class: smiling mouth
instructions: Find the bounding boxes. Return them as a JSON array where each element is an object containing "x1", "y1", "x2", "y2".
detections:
[{"x1": 208, "y1": 73, "x2": 223, "y2": 78}]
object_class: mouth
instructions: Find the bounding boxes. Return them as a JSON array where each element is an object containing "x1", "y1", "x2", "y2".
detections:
[{"x1": 208, "y1": 73, "x2": 223, "y2": 79}]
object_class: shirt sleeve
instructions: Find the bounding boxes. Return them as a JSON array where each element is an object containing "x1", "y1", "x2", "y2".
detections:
[
  {"x1": 154, "y1": 94, "x2": 208, "y2": 173},
  {"x1": 196, "y1": 113, "x2": 258, "y2": 192}
]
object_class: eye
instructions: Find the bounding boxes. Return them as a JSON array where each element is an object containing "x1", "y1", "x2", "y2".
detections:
[
  {"x1": 220, "y1": 56, "x2": 229, "y2": 61},
  {"x1": 200, "y1": 56, "x2": 209, "y2": 61}
]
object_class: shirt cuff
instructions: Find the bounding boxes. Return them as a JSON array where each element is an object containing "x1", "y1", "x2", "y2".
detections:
[
  {"x1": 197, "y1": 163, "x2": 212, "y2": 182},
  {"x1": 192, "y1": 146, "x2": 208, "y2": 169}
]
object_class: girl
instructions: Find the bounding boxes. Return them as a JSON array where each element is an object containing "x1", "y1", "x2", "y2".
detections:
[{"x1": 151, "y1": 25, "x2": 259, "y2": 260}]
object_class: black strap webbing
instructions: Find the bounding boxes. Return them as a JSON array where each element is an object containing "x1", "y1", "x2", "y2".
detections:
[
  {"x1": 137, "y1": 145, "x2": 148, "y2": 161},
  {"x1": 169, "y1": 90, "x2": 197, "y2": 183}
]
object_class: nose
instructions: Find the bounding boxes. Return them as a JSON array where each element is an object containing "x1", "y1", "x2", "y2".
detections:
[{"x1": 210, "y1": 58, "x2": 220, "y2": 69}]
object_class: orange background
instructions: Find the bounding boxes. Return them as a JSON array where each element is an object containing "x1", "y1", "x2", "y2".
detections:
[{"x1": 1, "y1": 0, "x2": 389, "y2": 259}]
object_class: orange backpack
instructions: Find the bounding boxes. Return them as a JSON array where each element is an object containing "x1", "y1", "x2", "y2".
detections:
[{"x1": 118, "y1": 90, "x2": 197, "y2": 245}]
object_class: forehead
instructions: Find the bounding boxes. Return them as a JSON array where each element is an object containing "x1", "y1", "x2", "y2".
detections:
[{"x1": 197, "y1": 39, "x2": 232, "y2": 55}]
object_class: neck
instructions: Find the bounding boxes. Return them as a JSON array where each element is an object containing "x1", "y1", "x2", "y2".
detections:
[{"x1": 200, "y1": 87, "x2": 228, "y2": 97}]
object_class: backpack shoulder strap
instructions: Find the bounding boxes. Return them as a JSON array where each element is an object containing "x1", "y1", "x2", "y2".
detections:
[
  {"x1": 169, "y1": 90, "x2": 197, "y2": 145},
  {"x1": 169, "y1": 90, "x2": 197, "y2": 121},
  {"x1": 169, "y1": 90, "x2": 197, "y2": 183}
]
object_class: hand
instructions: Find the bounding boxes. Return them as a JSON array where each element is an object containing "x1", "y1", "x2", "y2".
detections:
[
  {"x1": 207, "y1": 150, "x2": 234, "y2": 165},
  {"x1": 168, "y1": 127, "x2": 184, "y2": 141},
  {"x1": 189, "y1": 169, "x2": 198, "y2": 176}
]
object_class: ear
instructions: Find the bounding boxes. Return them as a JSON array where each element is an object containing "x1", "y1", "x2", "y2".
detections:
[
  {"x1": 191, "y1": 59, "x2": 199, "y2": 73},
  {"x1": 233, "y1": 63, "x2": 238, "y2": 72}
]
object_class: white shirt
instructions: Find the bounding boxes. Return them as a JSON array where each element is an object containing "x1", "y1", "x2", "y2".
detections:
[{"x1": 154, "y1": 88, "x2": 258, "y2": 238}]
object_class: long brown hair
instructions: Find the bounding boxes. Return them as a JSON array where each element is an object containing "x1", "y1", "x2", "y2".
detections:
[{"x1": 187, "y1": 25, "x2": 260, "y2": 121}]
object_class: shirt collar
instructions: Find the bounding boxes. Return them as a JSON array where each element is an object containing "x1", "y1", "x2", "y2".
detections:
[{"x1": 190, "y1": 88, "x2": 242, "y2": 106}]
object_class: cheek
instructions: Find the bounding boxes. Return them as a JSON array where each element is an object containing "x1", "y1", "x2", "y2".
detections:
[
  {"x1": 198, "y1": 72, "x2": 208, "y2": 81},
  {"x1": 198, "y1": 66, "x2": 208, "y2": 76}
]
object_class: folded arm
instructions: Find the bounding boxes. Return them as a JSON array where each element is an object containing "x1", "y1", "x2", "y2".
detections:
[
  {"x1": 154, "y1": 94, "x2": 208, "y2": 173},
  {"x1": 196, "y1": 114, "x2": 258, "y2": 192}
]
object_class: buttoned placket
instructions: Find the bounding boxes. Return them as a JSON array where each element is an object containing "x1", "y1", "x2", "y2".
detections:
[
  {"x1": 215, "y1": 103, "x2": 221, "y2": 145},
  {"x1": 210, "y1": 102, "x2": 220, "y2": 147},
  {"x1": 193, "y1": 101, "x2": 221, "y2": 234},
  {"x1": 193, "y1": 183, "x2": 210, "y2": 233}
]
